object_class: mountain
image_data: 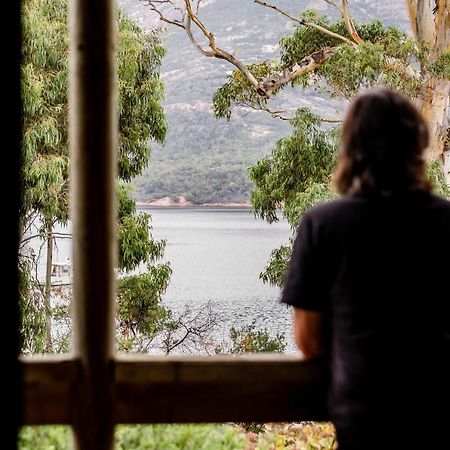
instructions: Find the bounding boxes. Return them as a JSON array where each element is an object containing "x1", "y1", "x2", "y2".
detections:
[{"x1": 117, "y1": 0, "x2": 410, "y2": 205}]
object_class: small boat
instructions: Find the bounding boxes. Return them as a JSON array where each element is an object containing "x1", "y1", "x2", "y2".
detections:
[{"x1": 49, "y1": 259, "x2": 73, "y2": 286}]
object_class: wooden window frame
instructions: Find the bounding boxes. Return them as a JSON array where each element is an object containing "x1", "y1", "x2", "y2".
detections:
[{"x1": 10, "y1": 1, "x2": 328, "y2": 448}]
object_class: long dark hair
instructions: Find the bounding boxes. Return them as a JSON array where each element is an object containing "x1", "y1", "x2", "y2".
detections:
[{"x1": 333, "y1": 87, "x2": 432, "y2": 196}]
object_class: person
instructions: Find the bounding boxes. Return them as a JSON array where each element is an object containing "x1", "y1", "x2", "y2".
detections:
[{"x1": 280, "y1": 87, "x2": 450, "y2": 449}]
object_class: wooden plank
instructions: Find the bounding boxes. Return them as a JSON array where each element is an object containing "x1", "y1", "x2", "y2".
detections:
[
  {"x1": 21, "y1": 355, "x2": 329, "y2": 425},
  {"x1": 114, "y1": 354, "x2": 329, "y2": 424},
  {"x1": 3, "y1": 2, "x2": 21, "y2": 447},
  {"x1": 20, "y1": 356, "x2": 79, "y2": 425},
  {"x1": 68, "y1": 0, "x2": 116, "y2": 447}
]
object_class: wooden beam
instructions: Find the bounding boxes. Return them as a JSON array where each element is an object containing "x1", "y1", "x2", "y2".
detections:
[
  {"x1": 20, "y1": 355, "x2": 329, "y2": 425},
  {"x1": 3, "y1": 2, "x2": 21, "y2": 448},
  {"x1": 68, "y1": 0, "x2": 117, "y2": 447},
  {"x1": 21, "y1": 356, "x2": 79, "y2": 425},
  {"x1": 115, "y1": 354, "x2": 329, "y2": 423}
]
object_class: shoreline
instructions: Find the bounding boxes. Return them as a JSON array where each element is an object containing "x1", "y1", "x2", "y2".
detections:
[
  {"x1": 136, "y1": 201, "x2": 252, "y2": 208},
  {"x1": 136, "y1": 196, "x2": 251, "y2": 208}
]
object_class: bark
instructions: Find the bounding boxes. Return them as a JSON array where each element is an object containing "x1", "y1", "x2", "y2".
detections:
[
  {"x1": 420, "y1": 78, "x2": 450, "y2": 164},
  {"x1": 342, "y1": 0, "x2": 362, "y2": 44},
  {"x1": 257, "y1": 47, "x2": 335, "y2": 97},
  {"x1": 406, "y1": 0, "x2": 449, "y2": 56},
  {"x1": 406, "y1": 0, "x2": 450, "y2": 182}
]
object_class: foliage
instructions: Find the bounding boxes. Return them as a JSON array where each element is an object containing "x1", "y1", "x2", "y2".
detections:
[
  {"x1": 21, "y1": 0, "x2": 69, "y2": 225},
  {"x1": 250, "y1": 108, "x2": 338, "y2": 225},
  {"x1": 427, "y1": 50, "x2": 450, "y2": 80},
  {"x1": 117, "y1": 267, "x2": 171, "y2": 339},
  {"x1": 228, "y1": 320, "x2": 286, "y2": 354},
  {"x1": 244, "y1": 421, "x2": 337, "y2": 450},
  {"x1": 20, "y1": 0, "x2": 170, "y2": 353},
  {"x1": 133, "y1": 146, "x2": 258, "y2": 205},
  {"x1": 19, "y1": 426, "x2": 69, "y2": 450},
  {"x1": 212, "y1": 14, "x2": 420, "y2": 119},
  {"x1": 427, "y1": 159, "x2": 450, "y2": 199},
  {"x1": 213, "y1": 61, "x2": 277, "y2": 120},
  {"x1": 226, "y1": 320, "x2": 286, "y2": 434},
  {"x1": 209, "y1": 9, "x2": 448, "y2": 290},
  {"x1": 18, "y1": 422, "x2": 339, "y2": 449},
  {"x1": 285, "y1": 17, "x2": 419, "y2": 98},
  {"x1": 21, "y1": 0, "x2": 167, "y2": 226},
  {"x1": 19, "y1": 424, "x2": 246, "y2": 450},
  {"x1": 259, "y1": 244, "x2": 293, "y2": 288},
  {"x1": 117, "y1": 13, "x2": 167, "y2": 181},
  {"x1": 18, "y1": 257, "x2": 47, "y2": 354},
  {"x1": 116, "y1": 424, "x2": 246, "y2": 450},
  {"x1": 117, "y1": 184, "x2": 167, "y2": 271}
]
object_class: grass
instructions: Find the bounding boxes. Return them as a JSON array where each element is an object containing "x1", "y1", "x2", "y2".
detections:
[{"x1": 19, "y1": 422, "x2": 336, "y2": 449}]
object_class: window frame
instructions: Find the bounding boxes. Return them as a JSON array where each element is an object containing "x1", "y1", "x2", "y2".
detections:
[{"x1": 15, "y1": 1, "x2": 328, "y2": 448}]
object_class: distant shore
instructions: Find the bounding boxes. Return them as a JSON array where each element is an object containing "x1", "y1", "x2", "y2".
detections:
[{"x1": 136, "y1": 196, "x2": 251, "y2": 208}]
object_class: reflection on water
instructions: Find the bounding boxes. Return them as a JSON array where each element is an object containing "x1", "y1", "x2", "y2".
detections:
[{"x1": 145, "y1": 207, "x2": 296, "y2": 351}]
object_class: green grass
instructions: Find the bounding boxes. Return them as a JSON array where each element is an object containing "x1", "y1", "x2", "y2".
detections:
[
  {"x1": 116, "y1": 424, "x2": 245, "y2": 450},
  {"x1": 19, "y1": 422, "x2": 336, "y2": 449},
  {"x1": 19, "y1": 424, "x2": 245, "y2": 450}
]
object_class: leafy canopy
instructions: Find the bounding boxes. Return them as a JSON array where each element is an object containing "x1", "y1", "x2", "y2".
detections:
[{"x1": 20, "y1": 0, "x2": 171, "y2": 352}]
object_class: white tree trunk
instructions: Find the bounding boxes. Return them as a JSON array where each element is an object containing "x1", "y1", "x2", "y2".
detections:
[{"x1": 406, "y1": 0, "x2": 450, "y2": 183}]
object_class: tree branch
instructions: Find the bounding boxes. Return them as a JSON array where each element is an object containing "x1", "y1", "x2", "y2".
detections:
[
  {"x1": 341, "y1": 0, "x2": 362, "y2": 44},
  {"x1": 142, "y1": 0, "x2": 186, "y2": 28},
  {"x1": 237, "y1": 102, "x2": 292, "y2": 120},
  {"x1": 238, "y1": 101, "x2": 343, "y2": 123},
  {"x1": 184, "y1": 15, "x2": 215, "y2": 56},
  {"x1": 145, "y1": 0, "x2": 413, "y2": 104},
  {"x1": 322, "y1": 0, "x2": 343, "y2": 15},
  {"x1": 257, "y1": 47, "x2": 335, "y2": 97},
  {"x1": 184, "y1": 0, "x2": 259, "y2": 88},
  {"x1": 254, "y1": 0, "x2": 357, "y2": 48}
]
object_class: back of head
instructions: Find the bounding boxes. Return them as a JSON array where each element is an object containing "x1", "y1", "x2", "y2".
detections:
[{"x1": 334, "y1": 87, "x2": 431, "y2": 196}]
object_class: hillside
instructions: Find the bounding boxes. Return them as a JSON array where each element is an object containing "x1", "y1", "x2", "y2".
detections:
[{"x1": 118, "y1": 0, "x2": 410, "y2": 204}]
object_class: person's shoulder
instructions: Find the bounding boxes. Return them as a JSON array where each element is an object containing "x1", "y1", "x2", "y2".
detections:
[
  {"x1": 302, "y1": 196, "x2": 359, "y2": 222},
  {"x1": 428, "y1": 192, "x2": 450, "y2": 209},
  {"x1": 426, "y1": 193, "x2": 450, "y2": 223}
]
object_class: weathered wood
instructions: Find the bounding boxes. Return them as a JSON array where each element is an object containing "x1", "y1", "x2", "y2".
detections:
[
  {"x1": 20, "y1": 356, "x2": 79, "y2": 425},
  {"x1": 20, "y1": 355, "x2": 329, "y2": 425},
  {"x1": 68, "y1": 0, "x2": 117, "y2": 447},
  {"x1": 115, "y1": 354, "x2": 329, "y2": 423},
  {"x1": 3, "y1": 2, "x2": 21, "y2": 447}
]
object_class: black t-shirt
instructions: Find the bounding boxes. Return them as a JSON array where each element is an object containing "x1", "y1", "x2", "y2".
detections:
[{"x1": 281, "y1": 191, "x2": 450, "y2": 449}]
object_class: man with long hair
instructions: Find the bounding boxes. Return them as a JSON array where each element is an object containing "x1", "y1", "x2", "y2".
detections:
[{"x1": 281, "y1": 87, "x2": 450, "y2": 449}]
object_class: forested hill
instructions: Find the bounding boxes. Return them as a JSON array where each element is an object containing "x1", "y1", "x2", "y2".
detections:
[{"x1": 118, "y1": 0, "x2": 409, "y2": 205}]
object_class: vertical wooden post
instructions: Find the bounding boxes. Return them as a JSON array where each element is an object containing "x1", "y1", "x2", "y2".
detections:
[
  {"x1": 69, "y1": 0, "x2": 116, "y2": 448},
  {"x1": 3, "y1": 2, "x2": 21, "y2": 449}
]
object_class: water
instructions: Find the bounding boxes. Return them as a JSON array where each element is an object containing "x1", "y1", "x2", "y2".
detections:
[
  {"x1": 27, "y1": 207, "x2": 297, "y2": 351},
  {"x1": 144, "y1": 207, "x2": 296, "y2": 350}
]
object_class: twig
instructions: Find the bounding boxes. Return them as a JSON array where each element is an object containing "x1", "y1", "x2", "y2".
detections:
[{"x1": 254, "y1": 0, "x2": 357, "y2": 48}]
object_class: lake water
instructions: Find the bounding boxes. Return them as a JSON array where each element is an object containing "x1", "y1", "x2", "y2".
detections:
[
  {"x1": 29, "y1": 207, "x2": 297, "y2": 352},
  {"x1": 144, "y1": 207, "x2": 296, "y2": 351}
]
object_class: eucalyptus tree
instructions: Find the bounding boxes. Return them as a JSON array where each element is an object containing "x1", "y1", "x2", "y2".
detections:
[
  {"x1": 145, "y1": 0, "x2": 449, "y2": 285},
  {"x1": 20, "y1": 0, "x2": 170, "y2": 352},
  {"x1": 146, "y1": 0, "x2": 449, "y2": 178}
]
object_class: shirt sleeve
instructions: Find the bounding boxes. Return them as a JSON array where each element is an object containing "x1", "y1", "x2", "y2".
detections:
[{"x1": 280, "y1": 212, "x2": 327, "y2": 312}]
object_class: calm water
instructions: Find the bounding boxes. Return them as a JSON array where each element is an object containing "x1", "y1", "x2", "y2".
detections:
[
  {"x1": 144, "y1": 207, "x2": 296, "y2": 350},
  {"x1": 29, "y1": 207, "x2": 297, "y2": 351}
]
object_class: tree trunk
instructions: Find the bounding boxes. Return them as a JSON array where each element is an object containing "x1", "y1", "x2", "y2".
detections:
[
  {"x1": 406, "y1": 0, "x2": 450, "y2": 183},
  {"x1": 44, "y1": 221, "x2": 53, "y2": 351},
  {"x1": 421, "y1": 78, "x2": 450, "y2": 166}
]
